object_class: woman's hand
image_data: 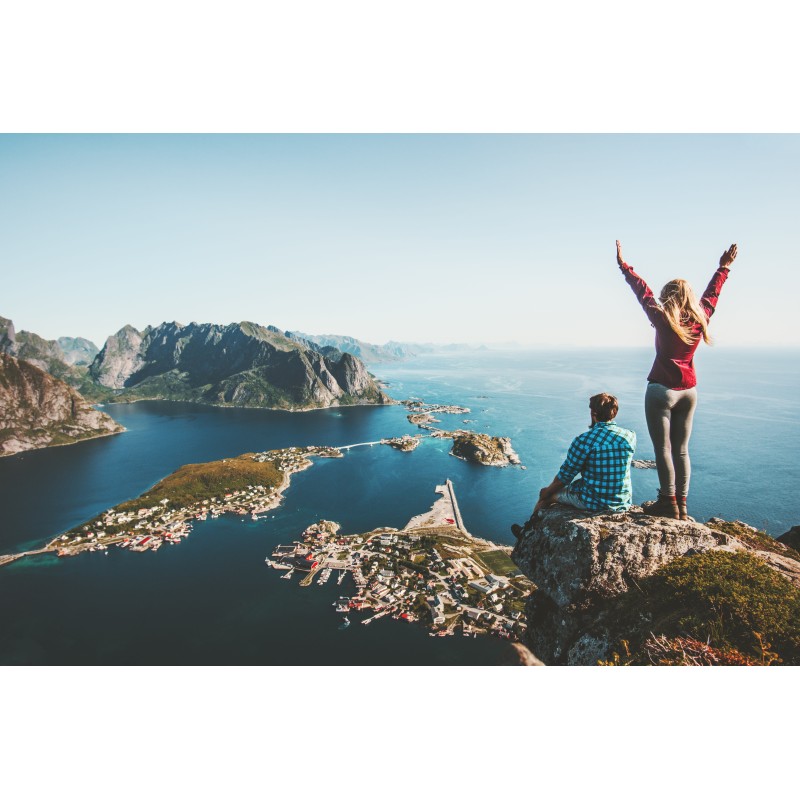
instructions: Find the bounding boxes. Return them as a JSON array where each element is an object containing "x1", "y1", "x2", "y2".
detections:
[
  {"x1": 616, "y1": 240, "x2": 624, "y2": 267},
  {"x1": 720, "y1": 243, "x2": 738, "y2": 268}
]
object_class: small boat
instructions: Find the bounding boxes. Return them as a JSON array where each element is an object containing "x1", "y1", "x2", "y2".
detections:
[
  {"x1": 339, "y1": 616, "x2": 350, "y2": 629},
  {"x1": 281, "y1": 568, "x2": 295, "y2": 580}
]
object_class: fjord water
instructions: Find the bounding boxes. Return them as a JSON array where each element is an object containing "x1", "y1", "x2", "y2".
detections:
[{"x1": 0, "y1": 348, "x2": 797, "y2": 664}]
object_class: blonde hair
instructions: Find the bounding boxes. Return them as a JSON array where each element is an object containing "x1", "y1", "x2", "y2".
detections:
[{"x1": 659, "y1": 279, "x2": 712, "y2": 346}]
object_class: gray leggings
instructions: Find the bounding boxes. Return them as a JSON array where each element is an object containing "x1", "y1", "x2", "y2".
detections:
[{"x1": 644, "y1": 382, "x2": 698, "y2": 498}]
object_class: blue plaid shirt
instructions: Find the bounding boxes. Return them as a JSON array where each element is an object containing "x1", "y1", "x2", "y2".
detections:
[{"x1": 556, "y1": 421, "x2": 636, "y2": 511}]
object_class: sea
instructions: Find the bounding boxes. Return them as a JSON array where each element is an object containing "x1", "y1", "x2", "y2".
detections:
[{"x1": 0, "y1": 348, "x2": 797, "y2": 665}]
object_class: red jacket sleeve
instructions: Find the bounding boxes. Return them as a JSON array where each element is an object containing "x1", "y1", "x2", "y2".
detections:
[
  {"x1": 700, "y1": 266, "x2": 730, "y2": 318},
  {"x1": 619, "y1": 261, "x2": 662, "y2": 327}
]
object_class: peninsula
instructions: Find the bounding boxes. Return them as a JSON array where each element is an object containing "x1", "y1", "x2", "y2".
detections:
[
  {"x1": 0, "y1": 445, "x2": 341, "y2": 565},
  {"x1": 266, "y1": 481, "x2": 533, "y2": 641}
]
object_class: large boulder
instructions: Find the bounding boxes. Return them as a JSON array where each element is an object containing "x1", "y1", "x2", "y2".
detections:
[{"x1": 511, "y1": 506, "x2": 800, "y2": 665}]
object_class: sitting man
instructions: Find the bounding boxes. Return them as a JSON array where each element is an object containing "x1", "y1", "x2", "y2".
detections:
[{"x1": 512, "y1": 393, "x2": 636, "y2": 537}]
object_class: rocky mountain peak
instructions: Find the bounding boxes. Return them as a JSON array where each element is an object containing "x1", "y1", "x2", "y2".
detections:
[{"x1": 512, "y1": 506, "x2": 800, "y2": 665}]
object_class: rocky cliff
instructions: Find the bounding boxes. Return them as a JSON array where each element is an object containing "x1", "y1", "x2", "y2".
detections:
[
  {"x1": 90, "y1": 320, "x2": 392, "y2": 410},
  {"x1": 511, "y1": 506, "x2": 800, "y2": 665},
  {"x1": 446, "y1": 430, "x2": 520, "y2": 466},
  {"x1": 0, "y1": 353, "x2": 124, "y2": 456}
]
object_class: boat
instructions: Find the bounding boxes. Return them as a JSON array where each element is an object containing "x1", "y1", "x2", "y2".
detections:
[
  {"x1": 281, "y1": 568, "x2": 295, "y2": 580},
  {"x1": 337, "y1": 570, "x2": 346, "y2": 584},
  {"x1": 339, "y1": 616, "x2": 350, "y2": 629}
]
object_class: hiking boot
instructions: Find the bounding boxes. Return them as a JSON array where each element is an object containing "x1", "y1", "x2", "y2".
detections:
[
  {"x1": 676, "y1": 495, "x2": 694, "y2": 522},
  {"x1": 642, "y1": 493, "x2": 680, "y2": 520}
]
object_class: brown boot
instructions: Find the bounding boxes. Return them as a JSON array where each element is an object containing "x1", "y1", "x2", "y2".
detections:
[
  {"x1": 676, "y1": 495, "x2": 694, "y2": 522},
  {"x1": 642, "y1": 493, "x2": 680, "y2": 520}
]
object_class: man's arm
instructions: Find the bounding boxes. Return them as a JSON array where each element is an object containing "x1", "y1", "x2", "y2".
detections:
[
  {"x1": 701, "y1": 243, "x2": 737, "y2": 318},
  {"x1": 616, "y1": 240, "x2": 662, "y2": 327},
  {"x1": 534, "y1": 435, "x2": 587, "y2": 514},
  {"x1": 533, "y1": 476, "x2": 566, "y2": 515}
]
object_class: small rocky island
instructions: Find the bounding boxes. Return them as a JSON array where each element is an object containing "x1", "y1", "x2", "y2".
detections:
[
  {"x1": 402, "y1": 398, "x2": 519, "y2": 467},
  {"x1": 381, "y1": 435, "x2": 421, "y2": 452},
  {"x1": 446, "y1": 430, "x2": 520, "y2": 467}
]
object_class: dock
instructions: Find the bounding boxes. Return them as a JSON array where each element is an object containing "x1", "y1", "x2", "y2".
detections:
[{"x1": 445, "y1": 479, "x2": 467, "y2": 534}]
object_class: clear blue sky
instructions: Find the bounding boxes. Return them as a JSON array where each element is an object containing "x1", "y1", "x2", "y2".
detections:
[{"x1": 1, "y1": 134, "x2": 797, "y2": 348}]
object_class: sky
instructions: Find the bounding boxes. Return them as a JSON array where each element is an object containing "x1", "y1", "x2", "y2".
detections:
[{"x1": 1, "y1": 133, "x2": 798, "y2": 349}]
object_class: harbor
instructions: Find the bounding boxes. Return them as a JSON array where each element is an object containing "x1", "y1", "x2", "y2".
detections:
[{"x1": 264, "y1": 480, "x2": 532, "y2": 642}]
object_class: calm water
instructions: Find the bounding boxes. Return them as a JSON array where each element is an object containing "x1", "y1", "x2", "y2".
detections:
[{"x1": 0, "y1": 348, "x2": 797, "y2": 664}]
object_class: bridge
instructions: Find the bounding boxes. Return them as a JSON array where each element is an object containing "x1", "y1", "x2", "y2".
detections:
[
  {"x1": 337, "y1": 440, "x2": 384, "y2": 451},
  {"x1": 0, "y1": 546, "x2": 53, "y2": 568}
]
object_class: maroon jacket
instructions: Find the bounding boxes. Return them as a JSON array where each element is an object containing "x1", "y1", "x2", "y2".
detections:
[{"x1": 620, "y1": 260, "x2": 730, "y2": 390}]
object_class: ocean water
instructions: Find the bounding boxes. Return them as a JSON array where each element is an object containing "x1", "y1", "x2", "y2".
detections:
[{"x1": 0, "y1": 348, "x2": 797, "y2": 664}]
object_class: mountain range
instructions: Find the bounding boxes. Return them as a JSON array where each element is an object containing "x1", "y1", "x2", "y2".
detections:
[{"x1": 88, "y1": 321, "x2": 391, "y2": 409}]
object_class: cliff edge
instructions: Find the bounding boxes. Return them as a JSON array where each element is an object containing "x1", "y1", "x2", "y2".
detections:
[{"x1": 511, "y1": 506, "x2": 800, "y2": 665}]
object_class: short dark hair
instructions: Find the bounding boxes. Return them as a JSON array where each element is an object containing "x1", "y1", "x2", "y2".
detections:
[{"x1": 589, "y1": 393, "x2": 618, "y2": 422}]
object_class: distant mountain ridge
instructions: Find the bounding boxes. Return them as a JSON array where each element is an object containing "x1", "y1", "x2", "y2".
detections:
[
  {"x1": 286, "y1": 331, "x2": 424, "y2": 364},
  {"x1": 90, "y1": 320, "x2": 392, "y2": 410},
  {"x1": 286, "y1": 331, "x2": 483, "y2": 364},
  {"x1": 0, "y1": 315, "x2": 106, "y2": 401},
  {"x1": 57, "y1": 336, "x2": 99, "y2": 366}
]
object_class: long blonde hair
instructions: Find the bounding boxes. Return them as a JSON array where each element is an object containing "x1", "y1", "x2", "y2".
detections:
[{"x1": 659, "y1": 279, "x2": 712, "y2": 345}]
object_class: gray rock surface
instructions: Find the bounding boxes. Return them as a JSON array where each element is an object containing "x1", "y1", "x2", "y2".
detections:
[{"x1": 511, "y1": 505, "x2": 800, "y2": 665}]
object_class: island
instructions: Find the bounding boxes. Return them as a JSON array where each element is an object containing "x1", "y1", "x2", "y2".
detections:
[
  {"x1": 445, "y1": 430, "x2": 520, "y2": 466},
  {"x1": 381, "y1": 435, "x2": 421, "y2": 452},
  {"x1": 402, "y1": 398, "x2": 520, "y2": 466},
  {"x1": 0, "y1": 445, "x2": 341, "y2": 565},
  {"x1": 266, "y1": 480, "x2": 534, "y2": 641}
]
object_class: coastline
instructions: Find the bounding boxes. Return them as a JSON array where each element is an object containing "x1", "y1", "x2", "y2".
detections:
[
  {"x1": 0, "y1": 427, "x2": 126, "y2": 460},
  {"x1": 0, "y1": 446, "x2": 337, "y2": 566}
]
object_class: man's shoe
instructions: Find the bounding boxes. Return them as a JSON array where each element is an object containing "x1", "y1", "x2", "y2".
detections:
[{"x1": 642, "y1": 494, "x2": 680, "y2": 520}]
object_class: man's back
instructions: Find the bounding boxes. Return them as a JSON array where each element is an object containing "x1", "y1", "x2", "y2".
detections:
[{"x1": 557, "y1": 421, "x2": 636, "y2": 511}]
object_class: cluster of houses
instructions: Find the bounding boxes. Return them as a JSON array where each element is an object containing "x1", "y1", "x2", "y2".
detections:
[
  {"x1": 268, "y1": 521, "x2": 529, "y2": 640},
  {"x1": 54, "y1": 446, "x2": 342, "y2": 558}
]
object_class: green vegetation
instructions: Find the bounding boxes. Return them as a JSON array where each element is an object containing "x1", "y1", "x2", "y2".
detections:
[
  {"x1": 607, "y1": 550, "x2": 800, "y2": 665},
  {"x1": 475, "y1": 549, "x2": 520, "y2": 576},
  {"x1": 115, "y1": 453, "x2": 283, "y2": 513},
  {"x1": 706, "y1": 519, "x2": 800, "y2": 563}
]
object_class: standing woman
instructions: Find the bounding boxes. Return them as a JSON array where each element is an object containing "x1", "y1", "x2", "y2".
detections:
[{"x1": 616, "y1": 240, "x2": 737, "y2": 520}]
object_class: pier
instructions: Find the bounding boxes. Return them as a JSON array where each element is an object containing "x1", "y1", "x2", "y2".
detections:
[{"x1": 446, "y1": 479, "x2": 467, "y2": 534}]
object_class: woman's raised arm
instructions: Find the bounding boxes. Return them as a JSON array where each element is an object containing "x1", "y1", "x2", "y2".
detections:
[{"x1": 616, "y1": 240, "x2": 661, "y2": 326}]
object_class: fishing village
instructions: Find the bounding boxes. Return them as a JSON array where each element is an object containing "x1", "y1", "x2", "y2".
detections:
[
  {"x1": 266, "y1": 480, "x2": 533, "y2": 641},
  {"x1": 0, "y1": 445, "x2": 342, "y2": 566}
]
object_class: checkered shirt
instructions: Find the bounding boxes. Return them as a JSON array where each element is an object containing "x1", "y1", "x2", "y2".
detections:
[{"x1": 556, "y1": 421, "x2": 636, "y2": 511}]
